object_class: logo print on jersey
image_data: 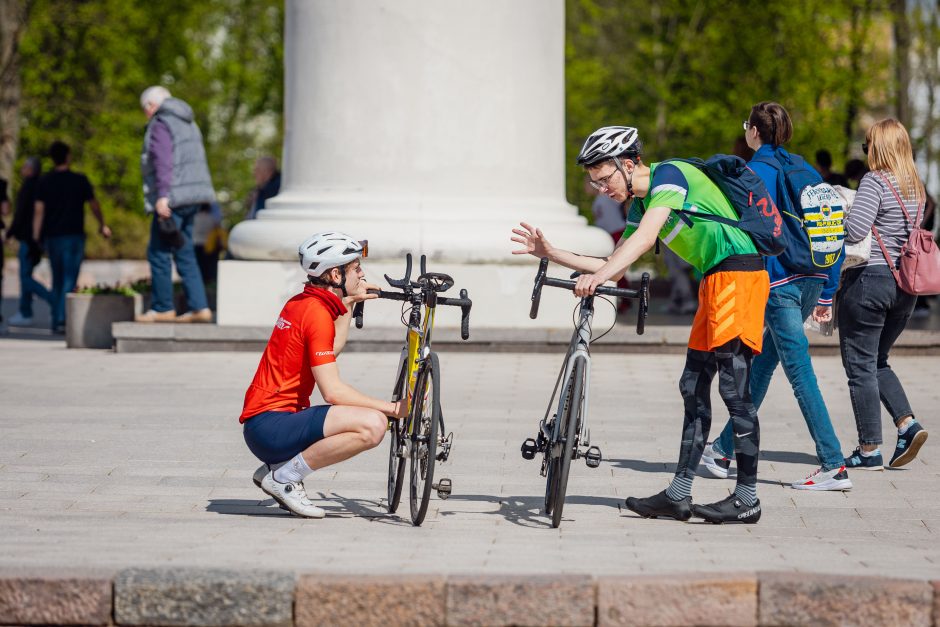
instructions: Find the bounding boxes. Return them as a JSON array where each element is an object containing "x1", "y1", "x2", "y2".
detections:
[{"x1": 275, "y1": 316, "x2": 292, "y2": 330}]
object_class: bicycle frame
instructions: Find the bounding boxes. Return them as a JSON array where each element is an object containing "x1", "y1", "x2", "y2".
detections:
[{"x1": 541, "y1": 297, "x2": 595, "y2": 476}]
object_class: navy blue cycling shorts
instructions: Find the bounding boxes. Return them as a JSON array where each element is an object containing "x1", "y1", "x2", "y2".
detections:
[{"x1": 242, "y1": 405, "x2": 332, "y2": 464}]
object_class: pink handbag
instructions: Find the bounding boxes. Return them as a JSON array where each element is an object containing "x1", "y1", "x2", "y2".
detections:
[{"x1": 871, "y1": 171, "x2": 940, "y2": 295}]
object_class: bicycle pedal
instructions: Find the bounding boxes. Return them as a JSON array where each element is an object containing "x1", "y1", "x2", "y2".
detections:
[
  {"x1": 521, "y1": 438, "x2": 538, "y2": 460},
  {"x1": 433, "y1": 478, "x2": 452, "y2": 499},
  {"x1": 584, "y1": 446, "x2": 602, "y2": 468}
]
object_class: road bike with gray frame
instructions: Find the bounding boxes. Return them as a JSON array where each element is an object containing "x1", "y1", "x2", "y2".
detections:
[{"x1": 520, "y1": 257, "x2": 649, "y2": 527}]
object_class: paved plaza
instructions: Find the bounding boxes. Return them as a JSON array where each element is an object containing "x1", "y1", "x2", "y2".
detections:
[{"x1": 0, "y1": 336, "x2": 938, "y2": 579}]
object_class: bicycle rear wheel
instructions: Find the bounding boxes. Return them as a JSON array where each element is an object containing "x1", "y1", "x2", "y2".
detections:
[
  {"x1": 548, "y1": 356, "x2": 585, "y2": 528},
  {"x1": 387, "y1": 361, "x2": 408, "y2": 514},
  {"x1": 409, "y1": 352, "x2": 441, "y2": 526},
  {"x1": 387, "y1": 420, "x2": 407, "y2": 513}
]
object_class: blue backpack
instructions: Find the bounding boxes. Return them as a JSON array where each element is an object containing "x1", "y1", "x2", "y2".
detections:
[
  {"x1": 665, "y1": 155, "x2": 787, "y2": 257},
  {"x1": 750, "y1": 147, "x2": 845, "y2": 273}
]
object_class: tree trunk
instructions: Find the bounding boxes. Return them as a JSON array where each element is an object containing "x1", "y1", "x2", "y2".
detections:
[
  {"x1": 893, "y1": 0, "x2": 912, "y2": 127},
  {"x1": 0, "y1": 0, "x2": 29, "y2": 184}
]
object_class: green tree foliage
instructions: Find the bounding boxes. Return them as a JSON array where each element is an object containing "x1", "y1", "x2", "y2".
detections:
[
  {"x1": 15, "y1": 0, "x2": 283, "y2": 258},
  {"x1": 565, "y1": 0, "x2": 893, "y2": 219}
]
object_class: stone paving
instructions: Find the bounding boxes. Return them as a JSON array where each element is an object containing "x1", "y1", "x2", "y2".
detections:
[{"x1": 0, "y1": 336, "x2": 938, "y2": 579}]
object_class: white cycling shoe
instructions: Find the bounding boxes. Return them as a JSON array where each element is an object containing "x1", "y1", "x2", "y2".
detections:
[{"x1": 260, "y1": 471, "x2": 325, "y2": 519}]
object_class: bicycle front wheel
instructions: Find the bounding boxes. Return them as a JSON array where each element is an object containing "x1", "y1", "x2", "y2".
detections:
[
  {"x1": 548, "y1": 356, "x2": 585, "y2": 528},
  {"x1": 409, "y1": 352, "x2": 441, "y2": 526}
]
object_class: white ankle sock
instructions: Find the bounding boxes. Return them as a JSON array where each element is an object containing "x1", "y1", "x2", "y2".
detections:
[
  {"x1": 898, "y1": 419, "x2": 916, "y2": 435},
  {"x1": 859, "y1": 448, "x2": 880, "y2": 457},
  {"x1": 273, "y1": 453, "x2": 314, "y2": 484}
]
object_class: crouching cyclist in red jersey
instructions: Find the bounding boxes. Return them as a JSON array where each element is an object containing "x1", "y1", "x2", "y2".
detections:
[{"x1": 241, "y1": 232, "x2": 407, "y2": 518}]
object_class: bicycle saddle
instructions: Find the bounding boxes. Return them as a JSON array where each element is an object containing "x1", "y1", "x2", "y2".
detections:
[{"x1": 417, "y1": 272, "x2": 454, "y2": 293}]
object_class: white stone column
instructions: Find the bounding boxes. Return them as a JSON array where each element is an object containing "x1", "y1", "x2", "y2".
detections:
[{"x1": 219, "y1": 0, "x2": 614, "y2": 328}]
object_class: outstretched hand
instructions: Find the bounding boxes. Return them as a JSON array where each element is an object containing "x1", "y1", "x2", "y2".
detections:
[{"x1": 511, "y1": 222, "x2": 554, "y2": 259}]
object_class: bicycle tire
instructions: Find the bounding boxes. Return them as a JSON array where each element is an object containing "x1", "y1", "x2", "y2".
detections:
[
  {"x1": 551, "y1": 356, "x2": 585, "y2": 528},
  {"x1": 409, "y1": 352, "x2": 441, "y2": 526},
  {"x1": 387, "y1": 361, "x2": 408, "y2": 513}
]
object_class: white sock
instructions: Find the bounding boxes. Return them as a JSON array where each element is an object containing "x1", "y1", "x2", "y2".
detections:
[
  {"x1": 273, "y1": 453, "x2": 314, "y2": 484},
  {"x1": 859, "y1": 448, "x2": 880, "y2": 457},
  {"x1": 898, "y1": 419, "x2": 917, "y2": 435}
]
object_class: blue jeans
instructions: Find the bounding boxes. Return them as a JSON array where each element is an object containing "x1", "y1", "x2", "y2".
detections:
[
  {"x1": 46, "y1": 234, "x2": 85, "y2": 329},
  {"x1": 18, "y1": 241, "x2": 52, "y2": 317},
  {"x1": 715, "y1": 279, "x2": 844, "y2": 470},
  {"x1": 147, "y1": 205, "x2": 208, "y2": 313},
  {"x1": 837, "y1": 265, "x2": 916, "y2": 445}
]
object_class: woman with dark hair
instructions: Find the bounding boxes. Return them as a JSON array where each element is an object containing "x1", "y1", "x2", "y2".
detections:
[
  {"x1": 840, "y1": 119, "x2": 928, "y2": 470},
  {"x1": 702, "y1": 101, "x2": 850, "y2": 491}
]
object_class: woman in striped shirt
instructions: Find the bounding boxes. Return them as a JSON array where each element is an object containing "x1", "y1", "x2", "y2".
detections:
[{"x1": 839, "y1": 118, "x2": 929, "y2": 471}]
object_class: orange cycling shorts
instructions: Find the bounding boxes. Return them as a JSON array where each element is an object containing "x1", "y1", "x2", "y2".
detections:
[{"x1": 688, "y1": 267, "x2": 769, "y2": 355}]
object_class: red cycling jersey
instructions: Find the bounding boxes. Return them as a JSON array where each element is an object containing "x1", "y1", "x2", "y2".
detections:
[{"x1": 240, "y1": 286, "x2": 348, "y2": 422}]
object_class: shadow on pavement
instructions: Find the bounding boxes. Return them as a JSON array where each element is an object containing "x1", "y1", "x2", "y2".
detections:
[
  {"x1": 440, "y1": 493, "x2": 621, "y2": 529},
  {"x1": 759, "y1": 449, "x2": 819, "y2": 465},
  {"x1": 206, "y1": 495, "x2": 413, "y2": 525}
]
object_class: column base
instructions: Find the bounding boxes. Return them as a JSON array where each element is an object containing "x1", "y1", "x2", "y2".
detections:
[{"x1": 217, "y1": 259, "x2": 618, "y2": 330}]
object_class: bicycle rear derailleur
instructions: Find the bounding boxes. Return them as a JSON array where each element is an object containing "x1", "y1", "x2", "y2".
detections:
[{"x1": 437, "y1": 431, "x2": 453, "y2": 462}]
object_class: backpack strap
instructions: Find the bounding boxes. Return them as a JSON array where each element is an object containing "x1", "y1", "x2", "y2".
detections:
[
  {"x1": 672, "y1": 209, "x2": 738, "y2": 228},
  {"x1": 875, "y1": 170, "x2": 924, "y2": 230}
]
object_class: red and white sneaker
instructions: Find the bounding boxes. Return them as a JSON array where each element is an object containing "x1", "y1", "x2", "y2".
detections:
[
  {"x1": 791, "y1": 466, "x2": 852, "y2": 491},
  {"x1": 700, "y1": 443, "x2": 732, "y2": 479}
]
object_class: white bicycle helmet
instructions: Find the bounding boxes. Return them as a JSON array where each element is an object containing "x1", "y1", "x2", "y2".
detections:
[
  {"x1": 576, "y1": 126, "x2": 641, "y2": 166},
  {"x1": 298, "y1": 231, "x2": 366, "y2": 278}
]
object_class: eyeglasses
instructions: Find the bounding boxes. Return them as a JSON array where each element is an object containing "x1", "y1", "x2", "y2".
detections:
[
  {"x1": 589, "y1": 169, "x2": 620, "y2": 192},
  {"x1": 742, "y1": 120, "x2": 751, "y2": 132},
  {"x1": 862, "y1": 143, "x2": 869, "y2": 156}
]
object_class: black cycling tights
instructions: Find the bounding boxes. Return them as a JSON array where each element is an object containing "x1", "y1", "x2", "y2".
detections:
[{"x1": 675, "y1": 338, "x2": 759, "y2": 489}]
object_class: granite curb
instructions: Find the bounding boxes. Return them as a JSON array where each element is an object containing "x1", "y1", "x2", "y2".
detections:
[
  {"x1": 111, "y1": 322, "x2": 940, "y2": 354},
  {"x1": 1, "y1": 570, "x2": 938, "y2": 626}
]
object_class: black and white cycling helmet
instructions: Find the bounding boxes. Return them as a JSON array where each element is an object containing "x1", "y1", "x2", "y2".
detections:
[
  {"x1": 298, "y1": 231, "x2": 367, "y2": 277},
  {"x1": 576, "y1": 126, "x2": 641, "y2": 166}
]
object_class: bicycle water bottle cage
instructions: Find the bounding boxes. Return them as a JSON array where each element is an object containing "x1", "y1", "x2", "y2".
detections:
[
  {"x1": 521, "y1": 438, "x2": 539, "y2": 460},
  {"x1": 584, "y1": 446, "x2": 602, "y2": 469},
  {"x1": 418, "y1": 272, "x2": 454, "y2": 293}
]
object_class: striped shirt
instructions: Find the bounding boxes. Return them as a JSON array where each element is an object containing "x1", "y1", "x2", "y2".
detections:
[{"x1": 844, "y1": 170, "x2": 923, "y2": 268}]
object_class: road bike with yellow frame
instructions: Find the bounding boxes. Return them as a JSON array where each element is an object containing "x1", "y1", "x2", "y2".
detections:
[{"x1": 354, "y1": 253, "x2": 471, "y2": 526}]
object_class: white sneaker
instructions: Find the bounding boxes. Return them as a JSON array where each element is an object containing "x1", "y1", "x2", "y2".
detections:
[
  {"x1": 260, "y1": 471, "x2": 325, "y2": 518},
  {"x1": 700, "y1": 443, "x2": 732, "y2": 479},
  {"x1": 8, "y1": 312, "x2": 33, "y2": 326},
  {"x1": 791, "y1": 465, "x2": 853, "y2": 491}
]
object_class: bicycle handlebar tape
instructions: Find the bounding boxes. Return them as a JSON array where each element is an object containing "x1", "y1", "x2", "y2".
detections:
[
  {"x1": 353, "y1": 301, "x2": 364, "y2": 329},
  {"x1": 530, "y1": 257, "x2": 549, "y2": 319},
  {"x1": 460, "y1": 289, "x2": 471, "y2": 340},
  {"x1": 637, "y1": 272, "x2": 650, "y2": 336}
]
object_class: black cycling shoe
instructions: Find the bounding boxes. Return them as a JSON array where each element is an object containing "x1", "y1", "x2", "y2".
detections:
[
  {"x1": 692, "y1": 494, "x2": 761, "y2": 524},
  {"x1": 624, "y1": 490, "x2": 692, "y2": 521}
]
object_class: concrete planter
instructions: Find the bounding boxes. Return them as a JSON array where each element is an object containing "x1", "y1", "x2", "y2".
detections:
[{"x1": 66, "y1": 292, "x2": 142, "y2": 349}]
